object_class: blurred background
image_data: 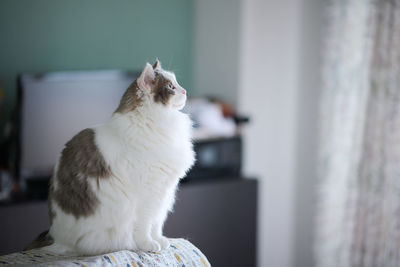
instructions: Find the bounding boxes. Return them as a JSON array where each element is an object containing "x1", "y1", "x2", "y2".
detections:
[{"x1": 1, "y1": 0, "x2": 399, "y2": 267}]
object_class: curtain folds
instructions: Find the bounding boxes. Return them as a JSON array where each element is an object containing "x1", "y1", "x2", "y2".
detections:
[{"x1": 316, "y1": 1, "x2": 400, "y2": 266}]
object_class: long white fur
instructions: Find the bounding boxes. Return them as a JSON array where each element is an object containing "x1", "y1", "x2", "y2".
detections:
[{"x1": 45, "y1": 64, "x2": 195, "y2": 255}]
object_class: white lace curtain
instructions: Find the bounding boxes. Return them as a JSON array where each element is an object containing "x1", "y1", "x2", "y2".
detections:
[{"x1": 316, "y1": 0, "x2": 400, "y2": 267}]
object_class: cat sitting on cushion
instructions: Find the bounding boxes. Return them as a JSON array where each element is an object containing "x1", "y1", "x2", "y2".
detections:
[{"x1": 27, "y1": 60, "x2": 195, "y2": 255}]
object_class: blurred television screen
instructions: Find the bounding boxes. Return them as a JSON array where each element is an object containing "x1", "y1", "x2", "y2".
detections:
[{"x1": 19, "y1": 70, "x2": 138, "y2": 180}]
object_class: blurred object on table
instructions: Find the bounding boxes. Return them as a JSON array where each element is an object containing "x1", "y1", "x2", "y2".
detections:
[
  {"x1": 183, "y1": 97, "x2": 249, "y2": 140},
  {"x1": 183, "y1": 97, "x2": 249, "y2": 182}
]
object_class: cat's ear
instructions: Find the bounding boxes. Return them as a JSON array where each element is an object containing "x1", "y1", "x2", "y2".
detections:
[
  {"x1": 152, "y1": 59, "x2": 161, "y2": 70},
  {"x1": 137, "y1": 63, "x2": 155, "y2": 90}
]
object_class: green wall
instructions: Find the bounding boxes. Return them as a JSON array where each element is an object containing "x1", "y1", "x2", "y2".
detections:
[{"x1": 0, "y1": 0, "x2": 193, "y2": 134}]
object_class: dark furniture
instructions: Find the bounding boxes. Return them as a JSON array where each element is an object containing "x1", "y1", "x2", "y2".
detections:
[{"x1": 0, "y1": 178, "x2": 257, "y2": 267}]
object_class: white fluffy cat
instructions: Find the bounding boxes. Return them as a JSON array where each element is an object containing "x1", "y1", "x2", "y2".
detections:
[{"x1": 30, "y1": 60, "x2": 195, "y2": 255}]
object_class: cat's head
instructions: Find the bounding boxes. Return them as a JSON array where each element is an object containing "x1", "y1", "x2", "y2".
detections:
[
  {"x1": 115, "y1": 60, "x2": 187, "y2": 114},
  {"x1": 137, "y1": 60, "x2": 187, "y2": 110}
]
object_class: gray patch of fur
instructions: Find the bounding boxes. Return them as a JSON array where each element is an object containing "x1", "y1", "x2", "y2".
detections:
[
  {"x1": 24, "y1": 230, "x2": 54, "y2": 251},
  {"x1": 50, "y1": 128, "x2": 111, "y2": 219},
  {"x1": 152, "y1": 72, "x2": 175, "y2": 105},
  {"x1": 152, "y1": 59, "x2": 161, "y2": 70},
  {"x1": 115, "y1": 80, "x2": 143, "y2": 114}
]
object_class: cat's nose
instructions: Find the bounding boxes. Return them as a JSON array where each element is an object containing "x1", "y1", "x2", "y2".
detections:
[{"x1": 182, "y1": 89, "x2": 186, "y2": 95}]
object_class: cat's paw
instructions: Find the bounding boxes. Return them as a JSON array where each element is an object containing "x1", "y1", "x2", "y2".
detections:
[
  {"x1": 137, "y1": 239, "x2": 161, "y2": 252},
  {"x1": 154, "y1": 236, "x2": 170, "y2": 250}
]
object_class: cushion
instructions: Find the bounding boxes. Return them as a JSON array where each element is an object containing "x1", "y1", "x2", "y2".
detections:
[{"x1": 0, "y1": 238, "x2": 210, "y2": 267}]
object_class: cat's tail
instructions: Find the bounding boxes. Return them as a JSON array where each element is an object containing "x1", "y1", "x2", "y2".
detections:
[
  {"x1": 39, "y1": 242, "x2": 77, "y2": 256},
  {"x1": 24, "y1": 230, "x2": 54, "y2": 251},
  {"x1": 25, "y1": 231, "x2": 77, "y2": 255}
]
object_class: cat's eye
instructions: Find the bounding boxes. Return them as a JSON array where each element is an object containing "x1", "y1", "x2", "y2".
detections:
[{"x1": 168, "y1": 83, "x2": 176, "y2": 90}]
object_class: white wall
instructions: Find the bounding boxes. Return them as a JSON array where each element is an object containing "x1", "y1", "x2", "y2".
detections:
[
  {"x1": 192, "y1": 0, "x2": 240, "y2": 106},
  {"x1": 238, "y1": 1, "x2": 301, "y2": 266},
  {"x1": 193, "y1": 0, "x2": 324, "y2": 266},
  {"x1": 293, "y1": 0, "x2": 324, "y2": 266}
]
